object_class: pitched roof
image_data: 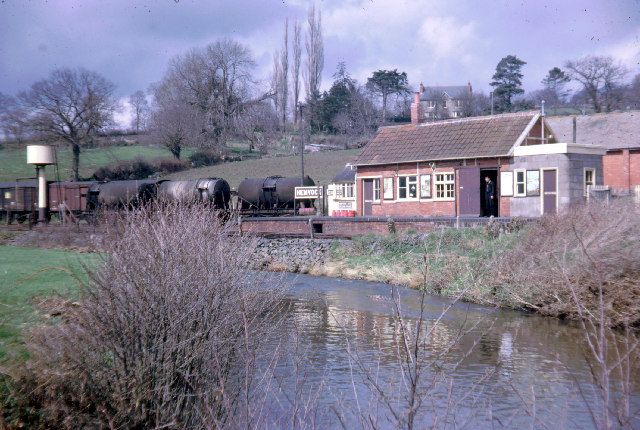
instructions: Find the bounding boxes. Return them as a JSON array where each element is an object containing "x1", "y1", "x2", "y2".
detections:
[
  {"x1": 355, "y1": 112, "x2": 539, "y2": 166},
  {"x1": 420, "y1": 85, "x2": 469, "y2": 100},
  {"x1": 546, "y1": 111, "x2": 640, "y2": 150},
  {"x1": 332, "y1": 164, "x2": 356, "y2": 183}
]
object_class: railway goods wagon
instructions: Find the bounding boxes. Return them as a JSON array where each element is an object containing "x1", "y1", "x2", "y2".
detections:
[
  {"x1": 237, "y1": 175, "x2": 315, "y2": 213},
  {"x1": 89, "y1": 179, "x2": 164, "y2": 209},
  {"x1": 48, "y1": 181, "x2": 96, "y2": 215},
  {"x1": 158, "y1": 178, "x2": 231, "y2": 209},
  {"x1": 0, "y1": 180, "x2": 37, "y2": 222}
]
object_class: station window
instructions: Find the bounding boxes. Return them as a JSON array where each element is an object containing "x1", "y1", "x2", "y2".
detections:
[
  {"x1": 584, "y1": 168, "x2": 595, "y2": 196},
  {"x1": 435, "y1": 173, "x2": 455, "y2": 199},
  {"x1": 339, "y1": 183, "x2": 354, "y2": 198},
  {"x1": 398, "y1": 175, "x2": 418, "y2": 199},
  {"x1": 373, "y1": 178, "x2": 381, "y2": 201},
  {"x1": 514, "y1": 170, "x2": 526, "y2": 197}
]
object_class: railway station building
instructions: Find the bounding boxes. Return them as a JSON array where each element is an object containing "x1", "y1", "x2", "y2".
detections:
[
  {"x1": 547, "y1": 111, "x2": 640, "y2": 196},
  {"x1": 354, "y1": 108, "x2": 606, "y2": 218}
]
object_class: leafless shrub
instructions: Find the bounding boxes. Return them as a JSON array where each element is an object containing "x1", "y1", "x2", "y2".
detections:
[
  {"x1": 489, "y1": 200, "x2": 640, "y2": 429},
  {"x1": 491, "y1": 200, "x2": 640, "y2": 327},
  {"x1": 15, "y1": 202, "x2": 288, "y2": 428}
]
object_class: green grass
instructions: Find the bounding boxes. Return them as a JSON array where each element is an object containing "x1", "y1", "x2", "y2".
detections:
[
  {"x1": 168, "y1": 148, "x2": 361, "y2": 188},
  {"x1": 0, "y1": 246, "x2": 96, "y2": 361},
  {"x1": 328, "y1": 227, "x2": 523, "y2": 293},
  {"x1": 0, "y1": 144, "x2": 185, "y2": 182}
]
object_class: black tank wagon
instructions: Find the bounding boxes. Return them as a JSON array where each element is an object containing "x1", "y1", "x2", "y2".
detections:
[
  {"x1": 237, "y1": 175, "x2": 316, "y2": 215},
  {"x1": 158, "y1": 178, "x2": 231, "y2": 209},
  {"x1": 89, "y1": 179, "x2": 162, "y2": 210}
]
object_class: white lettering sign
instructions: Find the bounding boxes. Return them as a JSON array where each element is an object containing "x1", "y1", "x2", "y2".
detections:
[{"x1": 295, "y1": 186, "x2": 324, "y2": 199}]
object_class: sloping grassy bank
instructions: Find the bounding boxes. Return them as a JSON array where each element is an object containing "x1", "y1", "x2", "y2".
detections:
[
  {"x1": 314, "y1": 200, "x2": 640, "y2": 328},
  {"x1": 0, "y1": 246, "x2": 95, "y2": 362},
  {"x1": 311, "y1": 226, "x2": 522, "y2": 305}
]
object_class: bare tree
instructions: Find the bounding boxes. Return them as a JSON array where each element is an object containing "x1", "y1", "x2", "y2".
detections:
[
  {"x1": 128, "y1": 90, "x2": 149, "y2": 133},
  {"x1": 459, "y1": 91, "x2": 491, "y2": 117},
  {"x1": 565, "y1": 56, "x2": 628, "y2": 113},
  {"x1": 280, "y1": 18, "x2": 289, "y2": 129},
  {"x1": 304, "y1": 3, "x2": 323, "y2": 102},
  {"x1": 271, "y1": 49, "x2": 282, "y2": 126},
  {"x1": 0, "y1": 93, "x2": 28, "y2": 143},
  {"x1": 292, "y1": 21, "x2": 302, "y2": 125},
  {"x1": 624, "y1": 73, "x2": 640, "y2": 110},
  {"x1": 150, "y1": 39, "x2": 267, "y2": 151},
  {"x1": 234, "y1": 100, "x2": 279, "y2": 152},
  {"x1": 17, "y1": 68, "x2": 116, "y2": 180}
]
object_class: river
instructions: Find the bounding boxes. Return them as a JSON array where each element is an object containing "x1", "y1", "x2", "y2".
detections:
[{"x1": 259, "y1": 272, "x2": 639, "y2": 429}]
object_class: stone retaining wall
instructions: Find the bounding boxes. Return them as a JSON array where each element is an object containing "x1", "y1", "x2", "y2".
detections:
[{"x1": 249, "y1": 237, "x2": 344, "y2": 272}]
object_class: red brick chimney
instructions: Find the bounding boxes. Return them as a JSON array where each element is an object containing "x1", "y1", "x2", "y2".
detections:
[{"x1": 411, "y1": 91, "x2": 425, "y2": 124}]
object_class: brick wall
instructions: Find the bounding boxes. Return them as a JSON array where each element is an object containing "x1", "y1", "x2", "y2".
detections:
[
  {"x1": 603, "y1": 149, "x2": 633, "y2": 193},
  {"x1": 356, "y1": 159, "x2": 508, "y2": 217},
  {"x1": 239, "y1": 216, "x2": 518, "y2": 238},
  {"x1": 631, "y1": 150, "x2": 640, "y2": 189}
]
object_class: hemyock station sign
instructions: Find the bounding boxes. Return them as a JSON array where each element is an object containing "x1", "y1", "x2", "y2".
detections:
[{"x1": 294, "y1": 186, "x2": 323, "y2": 199}]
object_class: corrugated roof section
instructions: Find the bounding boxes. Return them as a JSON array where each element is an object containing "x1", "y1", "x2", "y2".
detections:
[
  {"x1": 546, "y1": 111, "x2": 640, "y2": 150},
  {"x1": 355, "y1": 112, "x2": 538, "y2": 166}
]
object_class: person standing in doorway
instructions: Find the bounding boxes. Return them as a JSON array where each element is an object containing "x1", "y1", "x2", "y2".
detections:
[{"x1": 484, "y1": 176, "x2": 495, "y2": 217}]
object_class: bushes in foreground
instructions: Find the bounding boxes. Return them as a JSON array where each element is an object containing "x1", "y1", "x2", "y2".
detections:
[
  {"x1": 490, "y1": 200, "x2": 640, "y2": 328},
  {"x1": 4, "y1": 203, "x2": 285, "y2": 428}
]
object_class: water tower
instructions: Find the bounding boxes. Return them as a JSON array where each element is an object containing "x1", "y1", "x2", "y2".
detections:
[{"x1": 26, "y1": 145, "x2": 55, "y2": 224}]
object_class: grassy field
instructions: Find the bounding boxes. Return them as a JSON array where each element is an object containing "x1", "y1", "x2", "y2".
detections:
[
  {"x1": 0, "y1": 144, "x2": 184, "y2": 182},
  {"x1": 168, "y1": 148, "x2": 361, "y2": 188},
  {"x1": 0, "y1": 246, "x2": 95, "y2": 361}
]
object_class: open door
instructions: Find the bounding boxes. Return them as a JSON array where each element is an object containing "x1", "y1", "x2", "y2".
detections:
[{"x1": 458, "y1": 167, "x2": 480, "y2": 216}]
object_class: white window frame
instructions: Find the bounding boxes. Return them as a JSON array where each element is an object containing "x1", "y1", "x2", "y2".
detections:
[
  {"x1": 427, "y1": 100, "x2": 435, "y2": 108},
  {"x1": 397, "y1": 175, "x2": 418, "y2": 200},
  {"x1": 420, "y1": 174, "x2": 432, "y2": 200},
  {"x1": 443, "y1": 99, "x2": 448, "y2": 108},
  {"x1": 514, "y1": 169, "x2": 526, "y2": 197},
  {"x1": 434, "y1": 173, "x2": 455, "y2": 201},
  {"x1": 338, "y1": 183, "x2": 354, "y2": 199},
  {"x1": 584, "y1": 168, "x2": 595, "y2": 197},
  {"x1": 372, "y1": 178, "x2": 381, "y2": 201}
]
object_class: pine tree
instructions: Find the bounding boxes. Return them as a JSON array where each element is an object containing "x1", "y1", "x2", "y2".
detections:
[
  {"x1": 542, "y1": 67, "x2": 570, "y2": 106},
  {"x1": 490, "y1": 55, "x2": 526, "y2": 112}
]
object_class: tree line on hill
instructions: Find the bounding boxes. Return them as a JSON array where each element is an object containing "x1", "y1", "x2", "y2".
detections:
[{"x1": 0, "y1": 2, "x2": 638, "y2": 180}]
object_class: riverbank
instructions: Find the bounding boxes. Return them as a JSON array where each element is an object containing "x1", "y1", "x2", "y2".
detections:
[
  {"x1": 250, "y1": 201, "x2": 640, "y2": 328},
  {"x1": 250, "y1": 226, "x2": 522, "y2": 305}
]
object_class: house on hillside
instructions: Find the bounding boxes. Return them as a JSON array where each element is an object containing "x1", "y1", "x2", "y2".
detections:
[
  {"x1": 354, "y1": 109, "x2": 606, "y2": 218},
  {"x1": 547, "y1": 111, "x2": 640, "y2": 195},
  {"x1": 411, "y1": 83, "x2": 472, "y2": 122}
]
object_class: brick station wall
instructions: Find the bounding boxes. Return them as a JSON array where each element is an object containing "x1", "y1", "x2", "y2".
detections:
[
  {"x1": 603, "y1": 149, "x2": 640, "y2": 194},
  {"x1": 238, "y1": 216, "x2": 518, "y2": 238}
]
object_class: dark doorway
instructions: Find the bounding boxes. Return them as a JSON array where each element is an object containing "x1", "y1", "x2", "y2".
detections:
[
  {"x1": 480, "y1": 169, "x2": 499, "y2": 217},
  {"x1": 458, "y1": 167, "x2": 481, "y2": 216},
  {"x1": 362, "y1": 180, "x2": 374, "y2": 216}
]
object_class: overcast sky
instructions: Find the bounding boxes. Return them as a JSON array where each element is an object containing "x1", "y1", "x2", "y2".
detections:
[{"x1": 1, "y1": 0, "x2": 639, "y2": 105}]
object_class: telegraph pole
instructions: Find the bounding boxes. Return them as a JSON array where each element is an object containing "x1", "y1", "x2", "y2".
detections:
[{"x1": 298, "y1": 103, "x2": 305, "y2": 186}]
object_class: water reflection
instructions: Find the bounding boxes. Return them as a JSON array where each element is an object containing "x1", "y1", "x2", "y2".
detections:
[{"x1": 263, "y1": 273, "x2": 638, "y2": 429}]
